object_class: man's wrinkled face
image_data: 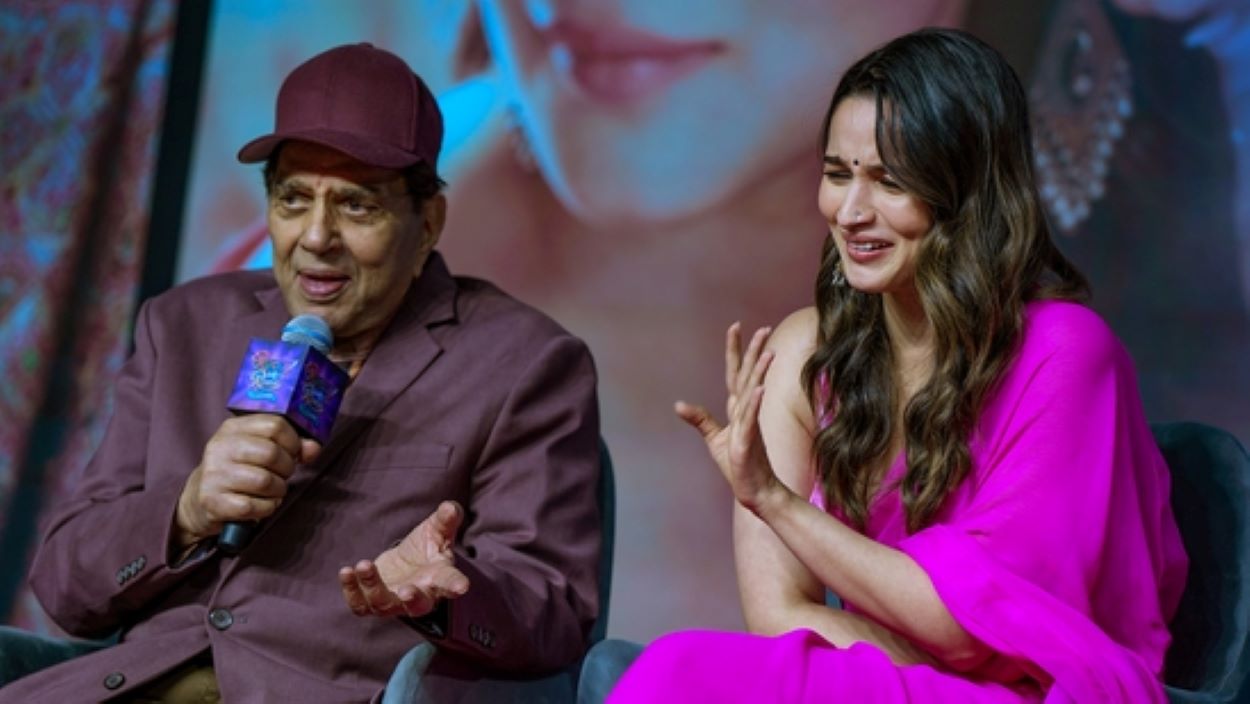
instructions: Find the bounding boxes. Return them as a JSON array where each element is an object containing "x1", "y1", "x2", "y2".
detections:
[{"x1": 267, "y1": 141, "x2": 438, "y2": 354}]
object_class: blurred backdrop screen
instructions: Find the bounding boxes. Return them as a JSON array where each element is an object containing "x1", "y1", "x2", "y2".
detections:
[{"x1": 177, "y1": 0, "x2": 1250, "y2": 642}]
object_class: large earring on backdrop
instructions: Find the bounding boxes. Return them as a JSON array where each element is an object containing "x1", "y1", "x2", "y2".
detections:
[
  {"x1": 1029, "y1": 0, "x2": 1132, "y2": 234},
  {"x1": 830, "y1": 262, "x2": 847, "y2": 287},
  {"x1": 505, "y1": 102, "x2": 539, "y2": 174}
]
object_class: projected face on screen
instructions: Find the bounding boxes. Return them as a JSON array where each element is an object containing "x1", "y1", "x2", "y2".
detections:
[{"x1": 474, "y1": 0, "x2": 961, "y2": 224}]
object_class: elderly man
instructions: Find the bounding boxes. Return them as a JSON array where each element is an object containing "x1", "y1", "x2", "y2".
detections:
[{"x1": 0, "y1": 43, "x2": 601, "y2": 702}]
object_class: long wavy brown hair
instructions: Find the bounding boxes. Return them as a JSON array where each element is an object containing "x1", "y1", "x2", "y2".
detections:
[{"x1": 802, "y1": 28, "x2": 1089, "y2": 533}]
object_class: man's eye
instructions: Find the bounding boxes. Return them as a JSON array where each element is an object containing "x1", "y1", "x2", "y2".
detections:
[
  {"x1": 343, "y1": 199, "x2": 380, "y2": 216},
  {"x1": 276, "y1": 193, "x2": 306, "y2": 209}
]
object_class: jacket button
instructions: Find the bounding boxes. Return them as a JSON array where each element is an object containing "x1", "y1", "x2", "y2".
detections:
[
  {"x1": 103, "y1": 671, "x2": 125, "y2": 689},
  {"x1": 208, "y1": 608, "x2": 234, "y2": 630}
]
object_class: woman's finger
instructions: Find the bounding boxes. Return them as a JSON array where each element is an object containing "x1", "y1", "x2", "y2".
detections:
[
  {"x1": 730, "y1": 367, "x2": 765, "y2": 436},
  {"x1": 724, "y1": 322, "x2": 742, "y2": 394},
  {"x1": 675, "y1": 401, "x2": 724, "y2": 441},
  {"x1": 747, "y1": 349, "x2": 775, "y2": 396},
  {"x1": 731, "y1": 348, "x2": 771, "y2": 453},
  {"x1": 729, "y1": 386, "x2": 767, "y2": 473},
  {"x1": 734, "y1": 327, "x2": 772, "y2": 398}
]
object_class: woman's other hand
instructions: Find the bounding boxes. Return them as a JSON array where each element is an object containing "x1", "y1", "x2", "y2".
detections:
[{"x1": 676, "y1": 323, "x2": 782, "y2": 513}]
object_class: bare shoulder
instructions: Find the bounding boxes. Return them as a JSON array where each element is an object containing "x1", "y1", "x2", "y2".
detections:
[
  {"x1": 763, "y1": 307, "x2": 819, "y2": 426},
  {"x1": 767, "y1": 307, "x2": 819, "y2": 368}
]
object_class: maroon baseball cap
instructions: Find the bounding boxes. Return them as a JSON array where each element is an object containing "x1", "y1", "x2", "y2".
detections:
[{"x1": 237, "y1": 43, "x2": 442, "y2": 169}]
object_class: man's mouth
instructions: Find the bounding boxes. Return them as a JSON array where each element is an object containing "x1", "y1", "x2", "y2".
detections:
[{"x1": 299, "y1": 271, "x2": 349, "y2": 300}]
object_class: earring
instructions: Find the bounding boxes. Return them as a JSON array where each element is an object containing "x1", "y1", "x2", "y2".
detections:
[
  {"x1": 1029, "y1": 0, "x2": 1131, "y2": 233},
  {"x1": 830, "y1": 262, "x2": 847, "y2": 287},
  {"x1": 505, "y1": 102, "x2": 538, "y2": 174}
]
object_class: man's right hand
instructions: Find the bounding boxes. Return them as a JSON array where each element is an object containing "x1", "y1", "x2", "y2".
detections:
[{"x1": 175, "y1": 415, "x2": 321, "y2": 547}]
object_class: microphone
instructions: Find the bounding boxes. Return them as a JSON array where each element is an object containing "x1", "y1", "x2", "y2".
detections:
[{"x1": 219, "y1": 314, "x2": 350, "y2": 554}]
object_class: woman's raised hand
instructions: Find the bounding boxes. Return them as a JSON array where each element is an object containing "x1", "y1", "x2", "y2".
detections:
[{"x1": 676, "y1": 323, "x2": 780, "y2": 513}]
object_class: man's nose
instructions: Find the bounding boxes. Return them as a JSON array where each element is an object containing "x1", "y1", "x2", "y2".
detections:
[{"x1": 300, "y1": 198, "x2": 339, "y2": 252}]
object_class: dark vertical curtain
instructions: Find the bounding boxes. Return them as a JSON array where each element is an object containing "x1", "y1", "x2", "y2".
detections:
[{"x1": 0, "y1": 0, "x2": 176, "y2": 632}]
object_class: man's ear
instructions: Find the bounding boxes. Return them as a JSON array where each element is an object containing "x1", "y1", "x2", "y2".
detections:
[{"x1": 419, "y1": 193, "x2": 448, "y2": 253}]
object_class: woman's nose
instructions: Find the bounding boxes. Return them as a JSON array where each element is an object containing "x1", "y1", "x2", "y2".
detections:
[{"x1": 836, "y1": 187, "x2": 873, "y2": 228}]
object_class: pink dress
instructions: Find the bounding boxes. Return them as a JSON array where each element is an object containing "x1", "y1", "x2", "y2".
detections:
[{"x1": 610, "y1": 301, "x2": 1188, "y2": 702}]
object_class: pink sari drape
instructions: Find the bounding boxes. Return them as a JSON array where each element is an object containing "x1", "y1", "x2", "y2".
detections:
[{"x1": 611, "y1": 301, "x2": 1187, "y2": 702}]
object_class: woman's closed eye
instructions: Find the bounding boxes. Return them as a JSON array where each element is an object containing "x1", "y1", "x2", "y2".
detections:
[
  {"x1": 878, "y1": 176, "x2": 905, "y2": 193},
  {"x1": 823, "y1": 169, "x2": 852, "y2": 183}
]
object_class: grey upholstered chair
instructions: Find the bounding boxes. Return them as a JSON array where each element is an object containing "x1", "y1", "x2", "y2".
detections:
[{"x1": 1156, "y1": 422, "x2": 1250, "y2": 704}]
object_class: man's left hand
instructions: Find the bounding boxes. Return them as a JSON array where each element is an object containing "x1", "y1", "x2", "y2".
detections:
[{"x1": 338, "y1": 501, "x2": 470, "y2": 618}]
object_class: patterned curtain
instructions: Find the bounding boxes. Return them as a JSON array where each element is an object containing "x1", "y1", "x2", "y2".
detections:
[{"x1": 0, "y1": 0, "x2": 175, "y2": 632}]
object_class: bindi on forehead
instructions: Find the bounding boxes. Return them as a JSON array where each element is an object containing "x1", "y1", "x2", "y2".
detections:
[{"x1": 824, "y1": 153, "x2": 879, "y2": 170}]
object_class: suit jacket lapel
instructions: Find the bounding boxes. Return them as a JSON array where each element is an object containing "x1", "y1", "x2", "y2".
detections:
[{"x1": 315, "y1": 253, "x2": 458, "y2": 466}]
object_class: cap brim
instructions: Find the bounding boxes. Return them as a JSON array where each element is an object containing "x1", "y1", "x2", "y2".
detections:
[{"x1": 236, "y1": 129, "x2": 431, "y2": 170}]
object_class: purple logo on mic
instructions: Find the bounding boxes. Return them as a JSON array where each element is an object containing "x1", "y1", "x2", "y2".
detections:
[
  {"x1": 243, "y1": 348, "x2": 299, "y2": 403},
  {"x1": 226, "y1": 338, "x2": 349, "y2": 443}
]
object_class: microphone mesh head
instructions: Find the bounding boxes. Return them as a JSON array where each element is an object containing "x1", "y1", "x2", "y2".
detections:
[{"x1": 280, "y1": 314, "x2": 333, "y2": 354}]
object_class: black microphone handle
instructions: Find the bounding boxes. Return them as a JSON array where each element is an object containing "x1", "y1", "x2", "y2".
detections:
[
  {"x1": 216, "y1": 406, "x2": 318, "y2": 556},
  {"x1": 218, "y1": 315, "x2": 337, "y2": 557},
  {"x1": 218, "y1": 520, "x2": 257, "y2": 555}
]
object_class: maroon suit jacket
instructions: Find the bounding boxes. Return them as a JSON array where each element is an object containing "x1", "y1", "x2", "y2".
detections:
[{"x1": 4, "y1": 253, "x2": 602, "y2": 703}]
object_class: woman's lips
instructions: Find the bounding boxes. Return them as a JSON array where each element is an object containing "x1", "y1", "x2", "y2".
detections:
[
  {"x1": 540, "y1": 20, "x2": 725, "y2": 105},
  {"x1": 844, "y1": 237, "x2": 894, "y2": 264}
]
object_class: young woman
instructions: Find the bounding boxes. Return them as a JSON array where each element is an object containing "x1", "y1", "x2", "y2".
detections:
[
  {"x1": 430, "y1": 0, "x2": 1241, "y2": 643},
  {"x1": 609, "y1": 28, "x2": 1187, "y2": 702}
]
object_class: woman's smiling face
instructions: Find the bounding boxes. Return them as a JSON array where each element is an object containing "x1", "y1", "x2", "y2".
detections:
[{"x1": 819, "y1": 96, "x2": 933, "y2": 297}]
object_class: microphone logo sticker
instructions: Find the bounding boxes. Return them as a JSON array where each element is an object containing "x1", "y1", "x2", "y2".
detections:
[
  {"x1": 227, "y1": 337, "x2": 349, "y2": 443},
  {"x1": 295, "y1": 366, "x2": 343, "y2": 427},
  {"x1": 245, "y1": 349, "x2": 298, "y2": 403}
]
